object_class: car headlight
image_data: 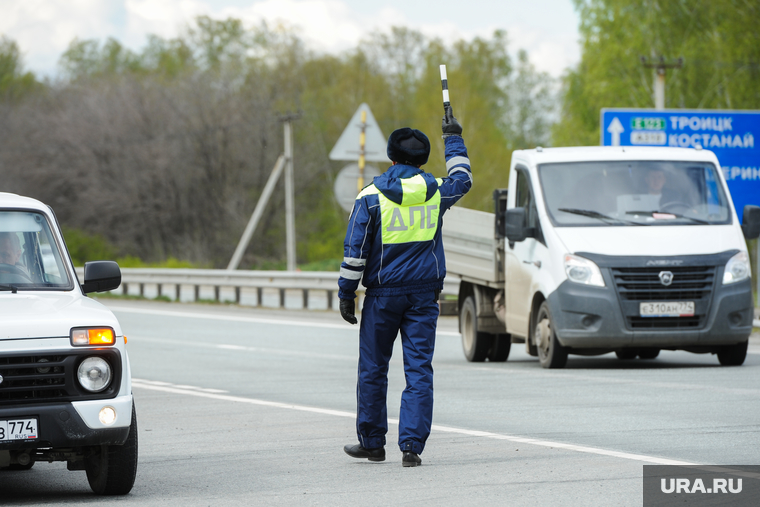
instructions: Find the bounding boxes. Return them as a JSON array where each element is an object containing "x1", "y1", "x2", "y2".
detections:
[
  {"x1": 564, "y1": 254, "x2": 605, "y2": 287},
  {"x1": 723, "y1": 251, "x2": 750, "y2": 284},
  {"x1": 77, "y1": 357, "x2": 112, "y2": 392}
]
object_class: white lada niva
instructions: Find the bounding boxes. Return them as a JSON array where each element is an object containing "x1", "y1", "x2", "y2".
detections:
[{"x1": 0, "y1": 192, "x2": 136, "y2": 495}]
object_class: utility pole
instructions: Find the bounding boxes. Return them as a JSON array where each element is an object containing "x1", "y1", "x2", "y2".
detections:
[
  {"x1": 282, "y1": 116, "x2": 297, "y2": 272},
  {"x1": 227, "y1": 112, "x2": 300, "y2": 271},
  {"x1": 640, "y1": 56, "x2": 683, "y2": 110}
]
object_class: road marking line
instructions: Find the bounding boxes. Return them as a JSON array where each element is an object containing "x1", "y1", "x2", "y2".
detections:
[
  {"x1": 217, "y1": 344, "x2": 356, "y2": 361},
  {"x1": 131, "y1": 334, "x2": 758, "y2": 396},
  {"x1": 133, "y1": 378, "x2": 228, "y2": 394},
  {"x1": 464, "y1": 363, "x2": 760, "y2": 395},
  {"x1": 108, "y1": 305, "x2": 461, "y2": 336},
  {"x1": 131, "y1": 379, "x2": 698, "y2": 466}
]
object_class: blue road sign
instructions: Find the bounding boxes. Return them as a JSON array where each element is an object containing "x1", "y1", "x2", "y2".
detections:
[{"x1": 601, "y1": 108, "x2": 760, "y2": 220}]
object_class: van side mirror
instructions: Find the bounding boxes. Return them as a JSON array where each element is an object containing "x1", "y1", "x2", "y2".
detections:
[
  {"x1": 82, "y1": 261, "x2": 122, "y2": 293},
  {"x1": 493, "y1": 188, "x2": 509, "y2": 239},
  {"x1": 741, "y1": 205, "x2": 760, "y2": 240},
  {"x1": 505, "y1": 207, "x2": 533, "y2": 243}
]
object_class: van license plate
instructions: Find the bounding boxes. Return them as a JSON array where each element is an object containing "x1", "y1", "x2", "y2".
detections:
[
  {"x1": 639, "y1": 301, "x2": 695, "y2": 317},
  {"x1": 0, "y1": 419, "x2": 38, "y2": 442}
]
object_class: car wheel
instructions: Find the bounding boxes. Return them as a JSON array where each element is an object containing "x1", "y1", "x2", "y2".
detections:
[
  {"x1": 638, "y1": 348, "x2": 660, "y2": 360},
  {"x1": 460, "y1": 296, "x2": 490, "y2": 362},
  {"x1": 534, "y1": 302, "x2": 568, "y2": 369},
  {"x1": 488, "y1": 334, "x2": 511, "y2": 362},
  {"x1": 717, "y1": 341, "x2": 747, "y2": 366},
  {"x1": 86, "y1": 405, "x2": 138, "y2": 495},
  {"x1": 615, "y1": 349, "x2": 638, "y2": 360}
]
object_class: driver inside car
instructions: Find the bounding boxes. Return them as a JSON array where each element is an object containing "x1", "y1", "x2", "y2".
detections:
[{"x1": 0, "y1": 231, "x2": 28, "y2": 275}]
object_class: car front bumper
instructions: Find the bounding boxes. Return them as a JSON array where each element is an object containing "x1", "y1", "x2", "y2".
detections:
[{"x1": 0, "y1": 395, "x2": 132, "y2": 451}]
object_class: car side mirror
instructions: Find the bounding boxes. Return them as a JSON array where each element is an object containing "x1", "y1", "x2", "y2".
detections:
[
  {"x1": 741, "y1": 205, "x2": 760, "y2": 240},
  {"x1": 505, "y1": 208, "x2": 531, "y2": 243},
  {"x1": 82, "y1": 261, "x2": 122, "y2": 293}
]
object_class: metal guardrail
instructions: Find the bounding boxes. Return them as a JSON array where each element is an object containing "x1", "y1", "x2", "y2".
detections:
[
  {"x1": 76, "y1": 268, "x2": 461, "y2": 311},
  {"x1": 73, "y1": 267, "x2": 760, "y2": 325}
]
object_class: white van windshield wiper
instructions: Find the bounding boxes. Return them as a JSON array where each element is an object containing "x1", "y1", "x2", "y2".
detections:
[
  {"x1": 0, "y1": 284, "x2": 18, "y2": 293},
  {"x1": 625, "y1": 210, "x2": 710, "y2": 225},
  {"x1": 557, "y1": 208, "x2": 640, "y2": 225}
]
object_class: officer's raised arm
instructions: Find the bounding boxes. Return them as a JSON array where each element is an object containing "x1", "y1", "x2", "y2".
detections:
[{"x1": 439, "y1": 104, "x2": 472, "y2": 211}]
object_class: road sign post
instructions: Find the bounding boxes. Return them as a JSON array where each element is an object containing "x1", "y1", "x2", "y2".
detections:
[
  {"x1": 357, "y1": 110, "x2": 367, "y2": 192},
  {"x1": 330, "y1": 104, "x2": 389, "y2": 209},
  {"x1": 329, "y1": 103, "x2": 389, "y2": 164}
]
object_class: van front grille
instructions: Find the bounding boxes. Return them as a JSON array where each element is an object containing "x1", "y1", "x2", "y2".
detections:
[
  {"x1": 612, "y1": 266, "x2": 715, "y2": 301},
  {"x1": 611, "y1": 265, "x2": 716, "y2": 330}
]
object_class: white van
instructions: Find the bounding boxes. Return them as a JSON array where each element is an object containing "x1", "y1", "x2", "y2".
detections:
[
  {"x1": 0, "y1": 193, "x2": 136, "y2": 494},
  {"x1": 443, "y1": 146, "x2": 759, "y2": 368}
]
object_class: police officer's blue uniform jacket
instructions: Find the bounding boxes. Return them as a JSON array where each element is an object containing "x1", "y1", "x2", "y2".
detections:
[
  {"x1": 339, "y1": 134, "x2": 471, "y2": 456},
  {"x1": 338, "y1": 135, "x2": 472, "y2": 299}
]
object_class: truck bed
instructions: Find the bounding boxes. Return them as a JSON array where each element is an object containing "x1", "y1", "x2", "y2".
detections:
[{"x1": 442, "y1": 206, "x2": 503, "y2": 286}]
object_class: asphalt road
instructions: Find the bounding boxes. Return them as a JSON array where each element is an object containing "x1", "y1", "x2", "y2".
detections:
[{"x1": 2, "y1": 299, "x2": 760, "y2": 506}]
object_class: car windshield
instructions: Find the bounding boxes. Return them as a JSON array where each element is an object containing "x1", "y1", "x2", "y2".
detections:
[
  {"x1": 0, "y1": 211, "x2": 73, "y2": 290},
  {"x1": 538, "y1": 161, "x2": 732, "y2": 227}
]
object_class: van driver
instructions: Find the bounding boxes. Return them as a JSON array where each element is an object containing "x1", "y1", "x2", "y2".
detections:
[
  {"x1": 644, "y1": 167, "x2": 687, "y2": 210},
  {"x1": 645, "y1": 167, "x2": 667, "y2": 206}
]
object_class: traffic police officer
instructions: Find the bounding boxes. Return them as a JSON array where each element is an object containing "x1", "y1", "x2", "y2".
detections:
[{"x1": 339, "y1": 105, "x2": 471, "y2": 467}]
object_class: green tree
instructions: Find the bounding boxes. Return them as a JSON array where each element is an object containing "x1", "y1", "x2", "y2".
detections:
[
  {"x1": 0, "y1": 36, "x2": 38, "y2": 101},
  {"x1": 509, "y1": 49, "x2": 556, "y2": 150},
  {"x1": 1, "y1": 18, "x2": 557, "y2": 268},
  {"x1": 61, "y1": 37, "x2": 144, "y2": 79},
  {"x1": 554, "y1": 0, "x2": 760, "y2": 146}
]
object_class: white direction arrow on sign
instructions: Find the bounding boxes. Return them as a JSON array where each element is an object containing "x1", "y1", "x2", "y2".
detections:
[
  {"x1": 329, "y1": 103, "x2": 390, "y2": 162},
  {"x1": 607, "y1": 117, "x2": 624, "y2": 146}
]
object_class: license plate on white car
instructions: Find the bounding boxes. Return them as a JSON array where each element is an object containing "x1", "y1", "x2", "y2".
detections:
[
  {"x1": 0, "y1": 419, "x2": 38, "y2": 442},
  {"x1": 639, "y1": 301, "x2": 695, "y2": 317}
]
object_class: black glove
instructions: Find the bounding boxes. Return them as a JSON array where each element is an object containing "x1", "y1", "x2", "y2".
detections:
[
  {"x1": 441, "y1": 104, "x2": 462, "y2": 138},
  {"x1": 340, "y1": 298, "x2": 357, "y2": 325}
]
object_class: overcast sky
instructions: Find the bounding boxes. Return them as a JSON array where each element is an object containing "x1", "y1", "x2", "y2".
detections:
[{"x1": 1, "y1": 0, "x2": 581, "y2": 78}]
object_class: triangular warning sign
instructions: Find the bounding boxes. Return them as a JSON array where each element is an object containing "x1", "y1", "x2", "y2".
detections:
[{"x1": 329, "y1": 103, "x2": 390, "y2": 162}]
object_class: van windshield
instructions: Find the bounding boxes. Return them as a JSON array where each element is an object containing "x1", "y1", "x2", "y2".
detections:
[
  {"x1": 0, "y1": 211, "x2": 73, "y2": 290},
  {"x1": 538, "y1": 161, "x2": 732, "y2": 227}
]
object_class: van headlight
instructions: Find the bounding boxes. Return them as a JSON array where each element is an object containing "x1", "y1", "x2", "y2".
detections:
[
  {"x1": 77, "y1": 357, "x2": 112, "y2": 392},
  {"x1": 723, "y1": 251, "x2": 750, "y2": 284},
  {"x1": 564, "y1": 254, "x2": 605, "y2": 287}
]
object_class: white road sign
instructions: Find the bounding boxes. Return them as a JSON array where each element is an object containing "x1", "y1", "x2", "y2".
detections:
[
  {"x1": 333, "y1": 163, "x2": 381, "y2": 212},
  {"x1": 329, "y1": 103, "x2": 390, "y2": 162}
]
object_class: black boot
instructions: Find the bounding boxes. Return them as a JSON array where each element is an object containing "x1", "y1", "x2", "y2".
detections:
[
  {"x1": 343, "y1": 444, "x2": 385, "y2": 462},
  {"x1": 402, "y1": 451, "x2": 422, "y2": 467}
]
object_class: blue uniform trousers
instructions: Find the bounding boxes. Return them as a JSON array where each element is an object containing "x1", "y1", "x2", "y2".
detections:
[{"x1": 356, "y1": 292, "x2": 438, "y2": 455}]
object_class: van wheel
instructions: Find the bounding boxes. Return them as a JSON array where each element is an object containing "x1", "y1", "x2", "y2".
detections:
[
  {"x1": 534, "y1": 302, "x2": 568, "y2": 369},
  {"x1": 86, "y1": 405, "x2": 138, "y2": 495},
  {"x1": 615, "y1": 349, "x2": 638, "y2": 360},
  {"x1": 638, "y1": 348, "x2": 660, "y2": 360},
  {"x1": 460, "y1": 296, "x2": 489, "y2": 362},
  {"x1": 717, "y1": 341, "x2": 747, "y2": 366},
  {"x1": 488, "y1": 334, "x2": 511, "y2": 362}
]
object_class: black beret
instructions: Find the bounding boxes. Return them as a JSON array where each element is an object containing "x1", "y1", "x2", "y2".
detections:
[{"x1": 387, "y1": 128, "x2": 430, "y2": 166}]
